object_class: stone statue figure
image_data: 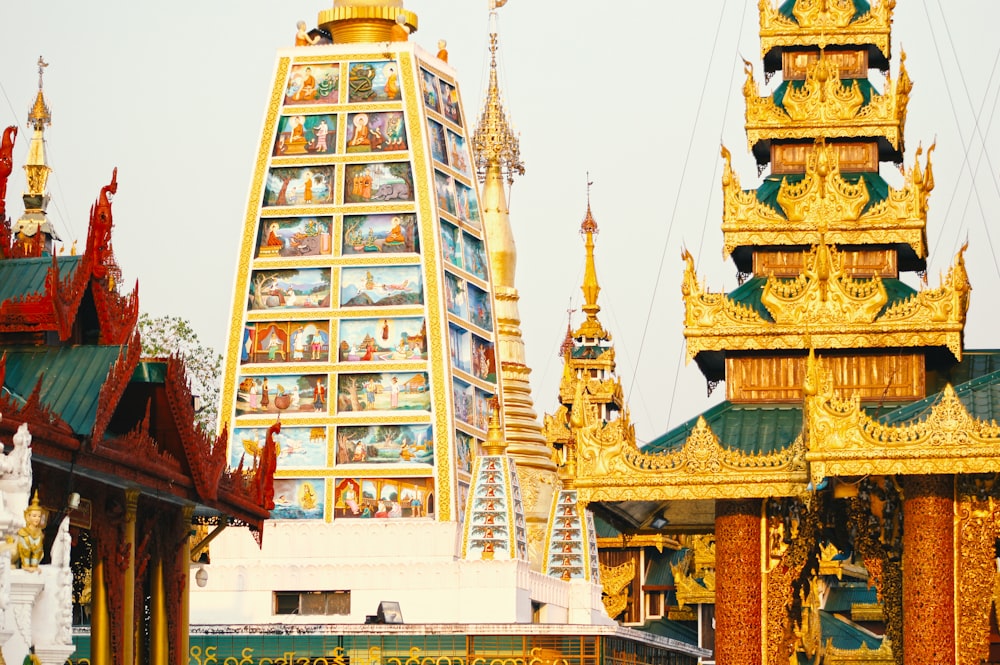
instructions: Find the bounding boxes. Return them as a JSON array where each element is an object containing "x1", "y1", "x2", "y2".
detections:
[{"x1": 13, "y1": 492, "x2": 45, "y2": 572}]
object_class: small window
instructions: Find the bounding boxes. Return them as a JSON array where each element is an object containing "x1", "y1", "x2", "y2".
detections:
[{"x1": 274, "y1": 591, "x2": 351, "y2": 616}]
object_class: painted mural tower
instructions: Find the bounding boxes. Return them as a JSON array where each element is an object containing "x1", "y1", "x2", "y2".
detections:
[{"x1": 190, "y1": 0, "x2": 623, "y2": 637}]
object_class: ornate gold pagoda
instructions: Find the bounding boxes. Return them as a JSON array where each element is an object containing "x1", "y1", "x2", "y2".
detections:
[
  {"x1": 551, "y1": 2, "x2": 1000, "y2": 663},
  {"x1": 472, "y1": 7, "x2": 558, "y2": 570},
  {"x1": 15, "y1": 55, "x2": 60, "y2": 258}
]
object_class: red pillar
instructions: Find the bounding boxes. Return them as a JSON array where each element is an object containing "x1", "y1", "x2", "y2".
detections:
[
  {"x1": 715, "y1": 499, "x2": 763, "y2": 665},
  {"x1": 902, "y1": 475, "x2": 955, "y2": 665}
]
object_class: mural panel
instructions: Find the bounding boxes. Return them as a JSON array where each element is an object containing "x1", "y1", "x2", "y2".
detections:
[
  {"x1": 474, "y1": 387, "x2": 495, "y2": 431},
  {"x1": 334, "y1": 424, "x2": 433, "y2": 465},
  {"x1": 284, "y1": 63, "x2": 339, "y2": 106},
  {"x1": 236, "y1": 374, "x2": 329, "y2": 417},
  {"x1": 232, "y1": 425, "x2": 328, "y2": 469},
  {"x1": 248, "y1": 268, "x2": 331, "y2": 311},
  {"x1": 420, "y1": 69, "x2": 441, "y2": 113},
  {"x1": 263, "y1": 166, "x2": 335, "y2": 207},
  {"x1": 444, "y1": 273, "x2": 467, "y2": 319},
  {"x1": 440, "y1": 220, "x2": 463, "y2": 270},
  {"x1": 340, "y1": 265, "x2": 423, "y2": 307},
  {"x1": 434, "y1": 170, "x2": 457, "y2": 217},
  {"x1": 338, "y1": 317, "x2": 427, "y2": 362},
  {"x1": 241, "y1": 320, "x2": 330, "y2": 364},
  {"x1": 428, "y1": 120, "x2": 448, "y2": 166},
  {"x1": 462, "y1": 232, "x2": 487, "y2": 280},
  {"x1": 467, "y1": 283, "x2": 492, "y2": 332},
  {"x1": 345, "y1": 111, "x2": 407, "y2": 153},
  {"x1": 447, "y1": 130, "x2": 471, "y2": 177},
  {"x1": 448, "y1": 323, "x2": 471, "y2": 375},
  {"x1": 273, "y1": 114, "x2": 336, "y2": 156},
  {"x1": 341, "y1": 213, "x2": 419, "y2": 255},
  {"x1": 453, "y1": 378, "x2": 474, "y2": 427},
  {"x1": 347, "y1": 61, "x2": 401, "y2": 103},
  {"x1": 336, "y1": 372, "x2": 430, "y2": 412},
  {"x1": 438, "y1": 79, "x2": 462, "y2": 126},
  {"x1": 344, "y1": 162, "x2": 413, "y2": 204},
  {"x1": 255, "y1": 216, "x2": 332, "y2": 258},
  {"x1": 455, "y1": 429, "x2": 474, "y2": 475},
  {"x1": 454, "y1": 180, "x2": 480, "y2": 226},
  {"x1": 334, "y1": 477, "x2": 433, "y2": 519},
  {"x1": 471, "y1": 334, "x2": 497, "y2": 383},
  {"x1": 271, "y1": 479, "x2": 325, "y2": 520}
]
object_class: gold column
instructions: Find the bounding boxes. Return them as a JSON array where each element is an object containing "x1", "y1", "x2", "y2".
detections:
[
  {"x1": 179, "y1": 505, "x2": 195, "y2": 665},
  {"x1": 91, "y1": 558, "x2": 112, "y2": 665},
  {"x1": 149, "y1": 558, "x2": 168, "y2": 665},
  {"x1": 715, "y1": 499, "x2": 763, "y2": 665},
  {"x1": 123, "y1": 489, "x2": 139, "y2": 665},
  {"x1": 902, "y1": 475, "x2": 955, "y2": 665}
]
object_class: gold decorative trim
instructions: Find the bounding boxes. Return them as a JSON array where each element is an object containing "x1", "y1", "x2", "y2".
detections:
[
  {"x1": 805, "y1": 359, "x2": 1000, "y2": 483},
  {"x1": 743, "y1": 52, "x2": 910, "y2": 151},
  {"x1": 721, "y1": 141, "x2": 932, "y2": 258},
  {"x1": 758, "y1": 0, "x2": 895, "y2": 61},
  {"x1": 824, "y1": 637, "x2": 895, "y2": 664},
  {"x1": 563, "y1": 383, "x2": 807, "y2": 503},
  {"x1": 683, "y1": 243, "x2": 970, "y2": 361},
  {"x1": 600, "y1": 559, "x2": 635, "y2": 618}
]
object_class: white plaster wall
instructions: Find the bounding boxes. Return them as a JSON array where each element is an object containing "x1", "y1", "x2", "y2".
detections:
[{"x1": 191, "y1": 521, "x2": 611, "y2": 627}]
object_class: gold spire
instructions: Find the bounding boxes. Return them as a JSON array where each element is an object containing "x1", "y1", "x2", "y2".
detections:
[
  {"x1": 317, "y1": 0, "x2": 418, "y2": 44},
  {"x1": 482, "y1": 402, "x2": 508, "y2": 456},
  {"x1": 24, "y1": 56, "x2": 52, "y2": 199},
  {"x1": 472, "y1": 4, "x2": 557, "y2": 572},
  {"x1": 575, "y1": 180, "x2": 609, "y2": 340}
]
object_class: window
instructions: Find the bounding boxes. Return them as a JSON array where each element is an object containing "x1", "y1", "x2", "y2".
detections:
[{"x1": 274, "y1": 590, "x2": 350, "y2": 615}]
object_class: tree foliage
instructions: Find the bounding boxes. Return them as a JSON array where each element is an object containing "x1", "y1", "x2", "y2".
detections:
[{"x1": 137, "y1": 313, "x2": 222, "y2": 433}]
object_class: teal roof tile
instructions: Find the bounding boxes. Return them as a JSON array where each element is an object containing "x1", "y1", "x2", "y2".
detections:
[
  {"x1": 0, "y1": 255, "x2": 82, "y2": 302},
  {"x1": 927, "y1": 350, "x2": 1000, "y2": 394},
  {"x1": 825, "y1": 584, "x2": 878, "y2": 612},
  {"x1": 819, "y1": 611, "x2": 882, "y2": 651},
  {"x1": 880, "y1": 367, "x2": 1000, "y2": 427},
  {"x1": 635, "y1": 617, "x2": 699, "y2": 645},
  {"x1": 3, "y1": 345, "x2": 124, "y2": 435},
  {"x1": 644, "y1": 401, "x2": 802, "y2": 456}
]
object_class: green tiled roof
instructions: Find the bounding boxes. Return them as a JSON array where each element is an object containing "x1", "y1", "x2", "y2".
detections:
[
  {"x1": 819, "y1": 611, "x2": 882, "y2": 651},
  {"x1": 635, "y1": 617, "x2": 699, "y2": 646},
  {"x1": 593, "y1": 514, "x2": 622, "y2": 539},
  {"x1": 726, "y1": 275, "x2": 915, "y2": 322},
  {"x1": 2, "y1": 345, "x2": 124, "y2": 435},
  {"x1": 927, "y1": 349, "x2": 1000, "y2": 394},
  {"x1": 645, "y1": 549, "x2": 689, "y2": 587},
  {"x1": 825, "y1": 584, "x2": 878, "y2": 612},
  {"x1": 571, "y1": 344, "x2": 607, "y2": 360},
  {"x1": 880, "y1": 367, "x2": 1000, "y2": 427},
  {"x1": 779, "y1": 0, "x2": 871, "y2": 21},
  {"x1": 0, "y1": 255, "x2": 82, "y2": 302},
  {"x1": 644, "y1": 401, "x2": 802, "y2": 456},
  {"x1": 755, "y1": 171, "x2": 889, "y2": 219}
]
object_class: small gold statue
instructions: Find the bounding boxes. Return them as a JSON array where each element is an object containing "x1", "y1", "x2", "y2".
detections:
[
  {"x1": 437, "y1": 40, "x2": 449, "y2": 63},
  {"x1": 13, "y1": 492, "x2": 46, "y2": 572}
]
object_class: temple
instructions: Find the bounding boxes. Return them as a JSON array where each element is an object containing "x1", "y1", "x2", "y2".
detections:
[
  {"x1": 186, "y1": 1, "x2": 703, "y2": 663},
  {"x1": 0, "y1": 60, "x2": 275, "y2": 664},
  {"x1": 3, "y1": 0, "x2": 996, "y2": 664}
]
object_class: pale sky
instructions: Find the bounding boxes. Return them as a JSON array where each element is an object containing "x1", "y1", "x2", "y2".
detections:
[{"x1": 1, "y1": 1, "x2": 998, "y2": 443}]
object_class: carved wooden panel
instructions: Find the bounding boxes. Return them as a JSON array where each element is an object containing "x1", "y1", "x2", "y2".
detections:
[
  {"x1": 754, "y1": 248, "x2": 898, "y2": 278},
  {"x1": 783, "y1": 49, "x2": 868, "y2": 80},
  {"x1": 771, "y1": 141, "x2": 877, "y2": 174},
  {"x1": 727, "y1": 351, "x2": 925, "y2": 403}
]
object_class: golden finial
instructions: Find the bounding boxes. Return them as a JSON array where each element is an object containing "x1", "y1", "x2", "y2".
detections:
[
  {"x1": 482, "y1": 398, "x2": 507, "y2": 455},
  {"x1": 28, "y1": 56, "x2": 51, "y2": 131},
  {"x1": 472, "y1": 8, "x2": 523, "y2": 185},
  {"x1": 575, "y1": 176, "x2": 608, "y2": 340},
  {"x1": 317, "y1": 1, "x2": 418, "y2": 45}
]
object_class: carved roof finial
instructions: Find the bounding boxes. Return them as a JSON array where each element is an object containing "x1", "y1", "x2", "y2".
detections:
[
  {"x1": 28, "y1": 56, "x2": 51, "y2": 131},
  {"x1": 472, "y1": 10, "x2": 523, "y2": 185},
  {"x1": 575, "y1": 176, "x2": 607, "y2": 340},
  {"x1": 482, "y1": 398, "x2": 508, "y2": 456}
]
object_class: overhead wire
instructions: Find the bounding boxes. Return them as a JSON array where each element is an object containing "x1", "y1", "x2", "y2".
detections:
[
  {"x1": 922, "y1": 0, "x2": 1000, "y2": 282},
  {"x1": 627, "y1": 0, "x2": 733, "y2": 414}
]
